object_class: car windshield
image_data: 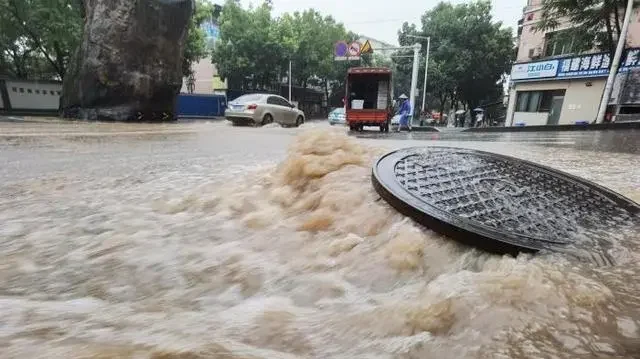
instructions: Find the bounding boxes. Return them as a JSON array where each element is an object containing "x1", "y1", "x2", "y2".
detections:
[
  {"x1": 331, "y1": 108, "x2": 345, "y2": 114},
  {"x1": 231, "y1": 94, "x2": 264, "y2": 104}
]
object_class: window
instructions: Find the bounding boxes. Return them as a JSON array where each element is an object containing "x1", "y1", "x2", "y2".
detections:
[
  {"x1": 544, "y1": 29, "x2": 591, "y2": 57},
  {"x1": 12, "y1": 87, "x2": 17, "y2": 92},
  {"x1": 268, "y1": 96, "x2": 291, "y2": 107},
  {"x1": 19, "y1": 88, "x2": 24, "y2": 93},
  {"x1": 516, "y1": 90, "x2": 566, "y2": 112},
  {"x1": 50, "y1": 90, "x2": 55, "y2": 95},
  {"x1": 27, "y1": 89, "x2": 32, "y2": 93},
  {"x1": 35, "y1": 89, "x2": 40, "y2": 94},
  {"x1": 57, "y1": 91, "x2": 61, "y2": 95}
]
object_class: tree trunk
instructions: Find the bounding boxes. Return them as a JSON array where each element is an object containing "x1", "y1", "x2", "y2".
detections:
[
  {"x1": 324, "y1": 79, "x2": 329, "y2": 114},
  {"x1": 302, "y1": 79, "x2": 307, "y2": 115},
  {"x1": 605, "y1": 15, "x2": 615, "y2": 57},
  {"x1": 439, "y1": 93, "x2": 447, "y2": 121},
  {"x1": 613, "y1": 0, "x2": 622, "y2": 37}
]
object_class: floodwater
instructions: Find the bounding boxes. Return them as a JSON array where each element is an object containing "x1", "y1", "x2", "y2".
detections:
[{"x1": 1, "y1": 119, "x2": 639, "y2": 358}]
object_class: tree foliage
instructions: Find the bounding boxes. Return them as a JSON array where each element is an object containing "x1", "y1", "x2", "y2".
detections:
[
  {"x1": 394, "y1": 1, "x2": 514, "y2": 113},
  {"x1": 535, "y1": 0, "x2": 637, "y2": 56},
  {"x1": 211, "y1": 0, "x2": 366, "y2": 100},
  {"x1": 0, "y1": 0, "x2": 82, "y2": 79},
  {"x1": 183, "y1": 1, "x2": 219, "y2": 78},
  {"x1": 0, "y1": 0, "x2": 209, "y2": 80}
]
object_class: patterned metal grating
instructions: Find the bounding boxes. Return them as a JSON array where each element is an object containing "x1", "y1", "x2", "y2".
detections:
[{"x1": 372, "y1": 147, "x2": 640, "y2": 260}]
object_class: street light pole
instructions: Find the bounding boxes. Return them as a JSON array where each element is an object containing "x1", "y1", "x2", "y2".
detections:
[
  {"x1": 421, "y1": 37, "x2": 431, "y2": 113},
  {"x1": 409, "y1": 43, "x2": 422, "y2": 120},
  {"x1": 406, "y1": 34, "x2": 432, "y2": 113},
  {"x1": 288, "y1": 60, "x2": 292, "y2": 102},
  {"x1": 596, "y1": 0, "x2": 634, "y2": 123}
]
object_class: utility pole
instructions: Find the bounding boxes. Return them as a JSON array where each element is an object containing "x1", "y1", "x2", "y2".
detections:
[
  {"x1": 596, "y1": 0, "x2": 634, "y2": 123},
  {"x1": 406, "y1": 34, "x2": 432, "y2": 113},
  {"x1": 422, "y1": 37, "x2": 431, "y2": 113},
  {"x1": 409, "y1": 43, "x2": 421, "y2": 122},
  {"x1": 288, "y1": 60, "x2": 292, "y2": 102}
]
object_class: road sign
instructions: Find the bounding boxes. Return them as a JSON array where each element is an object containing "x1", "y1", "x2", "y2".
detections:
[
  {"x1": 348, "y1": 42, "x2": 361, "y2": 57},
  {"x1": 361, "y1": 40, "x2": 373, "y2": 54},
  {"x1": 334, "y1": 41, "x2": 348, "y2": 57}
]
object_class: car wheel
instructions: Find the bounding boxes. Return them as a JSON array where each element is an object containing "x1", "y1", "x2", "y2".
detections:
[
  {"x1": 295, "y1": 116, "x2": 304, "y2": 127},
  {"x1": 262, "y1": 114, "x2": 273, "y2": 126}
]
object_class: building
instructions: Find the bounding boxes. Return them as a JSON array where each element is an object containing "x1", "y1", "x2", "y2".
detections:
[{"x1": 506, "y1": 0, "x2": 640, "y2": 126}]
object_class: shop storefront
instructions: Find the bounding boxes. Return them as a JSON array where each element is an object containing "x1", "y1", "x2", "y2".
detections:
[{"x1": 506, "y1": 48, "x2": 640, "y2": 126}]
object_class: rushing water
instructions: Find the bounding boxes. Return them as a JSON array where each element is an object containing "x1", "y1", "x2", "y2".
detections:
[{"x1": 0, "y1": 120, "x2": 639, "y2": 358}]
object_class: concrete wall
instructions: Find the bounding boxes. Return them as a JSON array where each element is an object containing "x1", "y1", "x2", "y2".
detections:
[
  {"x1": 561, "y1": 79, "x2": 605, "y2": 124},
  {"x1": 6, "y1": 80, "x2": 61, "y2": 110},
  {"x1": 512, "y1": 112, "x2": 548, "y2": 126},
  {"x1": 181, "y1": 56, "x2": 218, "y2": 94},
  {"x1": 509, "y1": 78, "x2": 606, "y2": 125}
]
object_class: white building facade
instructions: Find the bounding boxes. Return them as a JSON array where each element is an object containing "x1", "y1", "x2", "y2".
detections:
[{"x1": 506, "y1": 0, "x2": 640, "y2": 126}]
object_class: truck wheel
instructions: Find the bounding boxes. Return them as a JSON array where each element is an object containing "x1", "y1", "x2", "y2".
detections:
[
  {"x1": 379, "y1": 125, "x2": 385, "y2": 132},
  {"x1": 349, "y1": 125, "x2": 356, "y2": 131}
]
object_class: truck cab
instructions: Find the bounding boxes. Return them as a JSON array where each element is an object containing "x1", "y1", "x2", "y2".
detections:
[{"x1": 345, "y1": 67, "x2": 392, "y2": 132}]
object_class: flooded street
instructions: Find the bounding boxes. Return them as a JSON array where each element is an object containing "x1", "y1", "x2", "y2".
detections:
[{"x1": 1, "y1": 119, "x2": 639, "y2": 358}]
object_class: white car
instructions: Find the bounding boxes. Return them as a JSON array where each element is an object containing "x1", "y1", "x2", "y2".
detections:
[{"x1": 224, "y1": 94, "x2": 305, "y2": 127}]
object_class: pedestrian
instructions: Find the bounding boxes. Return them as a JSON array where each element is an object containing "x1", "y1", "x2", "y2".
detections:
[{"x1": 397, "y1": 94, "x2": 411, "y2": 132}]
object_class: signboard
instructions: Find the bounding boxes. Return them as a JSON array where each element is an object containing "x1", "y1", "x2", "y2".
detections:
[
  {"x1": 511, "y1": 48, "x2": 640, "y2": 82},
  {"x1": 510, "y1": 60, "x2": 559, "y2": 80},
  {"x1": 348, "y1": 42, "x2": 361, "y2": 57},
  {"x1": 557, "y1": 53, "x2": 611, "y2": 78},
  {"x1": 361, "y1": 40, "x2": 373, "y2": 54},
  {"x1": 335, "y1": 41, "x2": 361, "y2": 61}
]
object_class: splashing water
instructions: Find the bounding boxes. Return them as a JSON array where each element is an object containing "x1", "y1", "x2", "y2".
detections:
[{"x1": 1, "y1": 125, "x2": 639, "y2": 358}]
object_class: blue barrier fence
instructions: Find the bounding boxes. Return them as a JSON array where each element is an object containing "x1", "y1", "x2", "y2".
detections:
[{"x1": 176, "y1": 94, "x2": 226, "y2": 118}]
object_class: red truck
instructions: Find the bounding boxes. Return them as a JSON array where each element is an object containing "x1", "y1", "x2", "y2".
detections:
[{"x1": 345, "y1": 67, "x2": 392, "y2": 132}]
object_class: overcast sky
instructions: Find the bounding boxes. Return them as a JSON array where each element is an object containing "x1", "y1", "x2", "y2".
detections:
[{"x1": 239, "y1": 0, "x2": 526, "y2": 45}]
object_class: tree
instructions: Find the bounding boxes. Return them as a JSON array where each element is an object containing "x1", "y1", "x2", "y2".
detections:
[
  {"x1": 183, "y1": 0, "x2": 217, "y2": 78},
  {"x1": 0, "y1": 0, "x2": 209, "y2": 80},
  {"x1": 535, "y1": 0, "x2": 636, "y2": 56},
  {"x1": 394, "y1": 1, "x2": 514, "y2": 115},
  {"x1": 212, "y1": 2, "x2": 359, "y2": 109},
  {"x1": 212, "y1": 0, "x2": 285, "y2": 90},
  {"x1": 0, "y1": 0, "x2": 82, "y2": 79}
]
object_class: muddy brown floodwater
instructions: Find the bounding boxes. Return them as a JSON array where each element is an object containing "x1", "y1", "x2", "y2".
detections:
[{"x1": 0, "y1": 120, "x2": 639, "y2": 358}]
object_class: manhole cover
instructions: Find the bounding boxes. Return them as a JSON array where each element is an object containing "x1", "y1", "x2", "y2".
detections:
[{"x1": 372, "y1": 147, "x2": 640, "y2": 262}]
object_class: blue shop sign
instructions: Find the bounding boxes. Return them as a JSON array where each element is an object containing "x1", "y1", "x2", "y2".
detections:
[{"x1": 512, "y1": 48, "x2": 640, "y2": 82}]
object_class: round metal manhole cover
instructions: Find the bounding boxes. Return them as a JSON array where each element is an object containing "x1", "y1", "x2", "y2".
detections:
[{"x1": 372, "y1": 147, "x2": 640, "y2": 263}]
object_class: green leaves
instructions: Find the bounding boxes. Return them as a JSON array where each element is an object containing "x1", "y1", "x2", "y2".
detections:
[
  {"x1": 211, "y1": 1, "x2": 356, "y2": 93},
  {"x1": 394, "y1": 0, "x2": 514, "y2": 112},
  {"x1": 535, "y1": 0, "x2": 631, "y2": 55},
  {"x1": 1, "y1": 0, "x2": 210, "y2": 80},
  {"x1": 0, "y1": 0, "x2": 82, "y2": 79}
]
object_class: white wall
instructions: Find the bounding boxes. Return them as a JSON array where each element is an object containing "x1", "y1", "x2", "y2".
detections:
[
  {"x1": 181, "y1": 56, "x2": 217, "y2": 94},
  {"x1": 512, "y1": 112, "x2": 549, "y2": 126},
  {"x1": 507, "y1": 78, "x2": 605, "y2": 125},
  {"x1": 6, "y1": 80, "x2": 61, "y2": 110},
  {"x1": 560, "y1": 79, "x2": 605, "y2": 124}
]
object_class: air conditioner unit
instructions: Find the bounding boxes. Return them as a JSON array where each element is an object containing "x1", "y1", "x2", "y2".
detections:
[{"x1": 531, "y1": 46, "x2": 543, "y2": 59}]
